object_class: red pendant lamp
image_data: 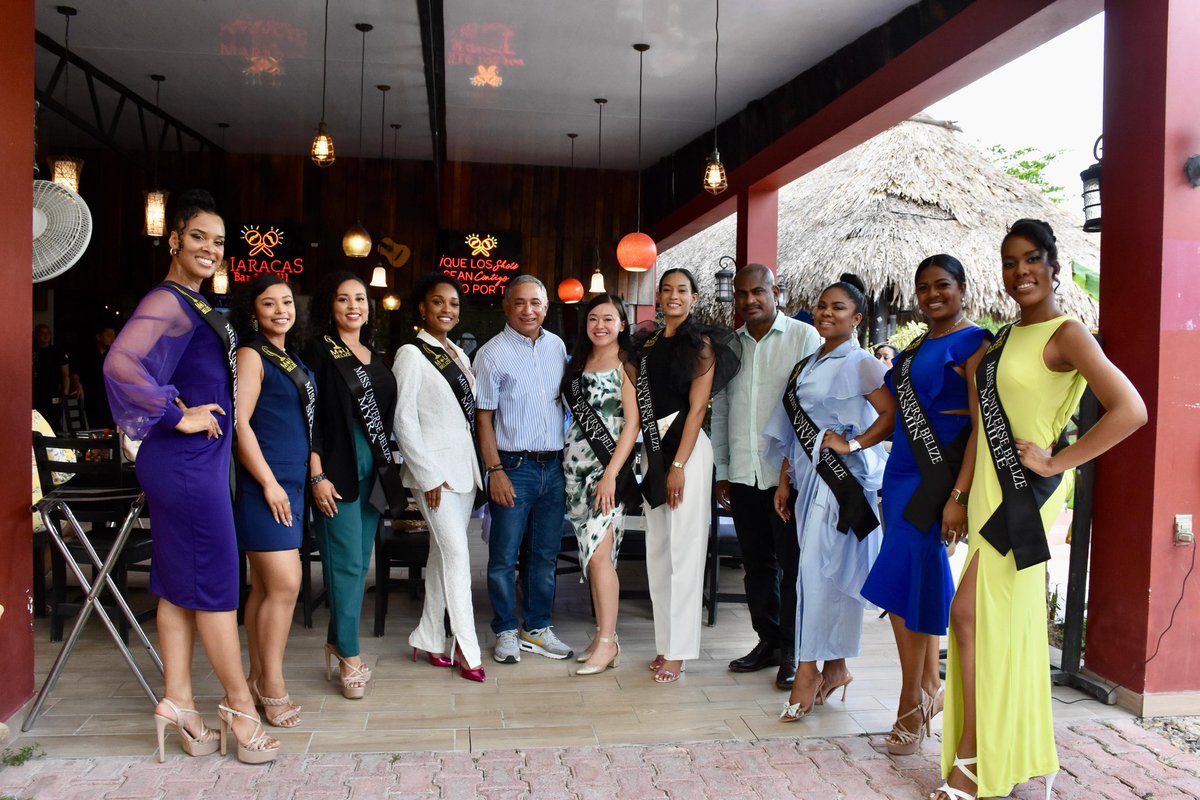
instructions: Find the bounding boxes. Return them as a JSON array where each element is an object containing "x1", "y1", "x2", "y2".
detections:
[
  {"x1": 617, "y1": 43, "x2": 657, "y2": 273},
  {"x1": 558, "y1": 278, "x2": 585, "y2": 304}
]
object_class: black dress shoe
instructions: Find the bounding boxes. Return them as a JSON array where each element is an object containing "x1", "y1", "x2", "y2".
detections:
[
  {"x1": 775, "y1": 659, "x2": 796, "y2": 690},
  {"x1": 728, "y1": 641, "x2": 780, "y2": 673}
]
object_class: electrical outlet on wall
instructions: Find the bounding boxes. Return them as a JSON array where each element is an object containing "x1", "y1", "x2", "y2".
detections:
[{"x1": 1175, "y1": 514, "x2": 1194, "y2": 546}]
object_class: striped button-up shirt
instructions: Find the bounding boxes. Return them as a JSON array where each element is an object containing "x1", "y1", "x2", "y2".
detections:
[{"x1": 473, "y1": 324, "x2": 567, "y2": 452}]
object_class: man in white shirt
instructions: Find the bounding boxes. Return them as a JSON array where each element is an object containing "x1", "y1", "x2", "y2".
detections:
[{"x1": 711, "y1": 263, "x2": 820, "y2": 690}]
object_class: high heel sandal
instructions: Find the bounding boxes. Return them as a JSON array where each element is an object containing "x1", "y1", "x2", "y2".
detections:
[
  {"x1": 153, "y1": 698, "x2": 220, "y2": 763},
  {"x1": 575, "y1": 634, "x2": 620, "y2": 676},
  {"x1": 648, "y1": 654, "x2": 665, "y2": 672},
  {"x1": 929, "y1": 755, "x2": 977, "y2": 800},
  {"x1": 324, "y1": 643, "x2": 371, "y2": 699},
  {"x1": 885, "y1": 701, "x2": 926, "y2": 755},
  {"x1": 454, "y1": 645, "x2": 487, "y2": 683},
  {"x1": 780, "y1": 675, "x2": 823, "y2": 722},
  {"x1": 412, "y1": 647, "x2": 454, "y2": 668},
  {"x1": 816, "y1": 673, "x2": 853, "y2": 705},
  {"x1": 653, "y1": 659, "x2": 685, "y2": 683},
  {"x1": 576, "y1": 627, "x2": 601, "y2": 663},
  {"x1": 924, "y1": 685, "x2": 945, "y2": 726},
  {"x1": 217, "y1": 700, "x2": 280, "y2": 765},
  {"x1": 1043, "y1": 772, "x2": 1058, "y2": 799},
  {"x1": 249, "y1": 678, "x2": 302, "y2": 729}
]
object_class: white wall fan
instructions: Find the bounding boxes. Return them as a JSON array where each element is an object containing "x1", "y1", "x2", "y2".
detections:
[{"x1": 33, "y1": 179, "x2": 92, "y2": 283}]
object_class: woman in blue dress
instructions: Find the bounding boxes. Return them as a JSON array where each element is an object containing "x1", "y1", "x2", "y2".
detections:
[
  {"x1": 232, "y1": 275, "x2": 315, "y2": 728},
  {"x1": 105, "y1": 189, "x2": 278, "y2": 764},
  {"x1": 765, "y1": 273, "x2": 895, "y2": 721},
  {"x1": 861, "y1": 255, "x2": 992, "y2": 755}
]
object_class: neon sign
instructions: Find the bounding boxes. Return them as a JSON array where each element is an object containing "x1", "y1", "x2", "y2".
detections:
[
  {"x1": 448, "y1": 23, "x2": 524, "y2": 67},
  {"x1": 438, "y1": 229, "x2": 522, "y2": 297},
  {"x1": 228, "y1": 224, "x2": 304, "y2": 283},
  {"x1": 470, "y1": 65, "x2": 503, "y2": 88}
]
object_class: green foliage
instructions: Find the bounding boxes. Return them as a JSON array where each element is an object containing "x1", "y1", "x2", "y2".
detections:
[
  {"x1": 988, "y1": 144, "x2": 1067, "y2": 203},
  {"x1": 1, "y1": 744, "x2": 44, "y2": 768},
  {"x1": 888, "y1": 321, "x2": 927, "y2": 352}
]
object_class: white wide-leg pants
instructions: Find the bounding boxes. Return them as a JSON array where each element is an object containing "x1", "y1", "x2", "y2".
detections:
[
  {"x1": 409, "y1": 488, "x2": 483, "y2": 669},
  {"x1": 644, "y1": 413, "x2": 713, "y2": 661}
]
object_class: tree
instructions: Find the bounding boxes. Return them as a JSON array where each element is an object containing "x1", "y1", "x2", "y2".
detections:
[{"x1": 988, "y1": 144, "x2": 1066, "y2": 203}]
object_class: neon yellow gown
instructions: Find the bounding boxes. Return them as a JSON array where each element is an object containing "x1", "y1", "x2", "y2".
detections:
[{"x1": 942, "y1": 316, "x2": 1086, "y2": 798}]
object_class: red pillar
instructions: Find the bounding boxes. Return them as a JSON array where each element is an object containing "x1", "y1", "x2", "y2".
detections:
[
  {"x1": 1087, "y1": 0, "x2": 1200, "y2": 714},
  {"x1": 0, "y1": 1, "x2": 36, "y2": 722},
  {"x1": 735, "y1": 186, "x2": 779, "y2": 272}
]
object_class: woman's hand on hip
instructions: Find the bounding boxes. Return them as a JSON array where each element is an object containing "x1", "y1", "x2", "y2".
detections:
[
  {"x1": 311, "y1": 477, "x2": 342, "y2": 517},
  {"x1": 1015, "y1": 438, "x2": 1059, "y2": 477},
  {"x1": 820, "y1": 431, "x2": 851, "y2": 455},
  {"x1": 174, "y1": 399, "x2": 225, "y2": 439}
]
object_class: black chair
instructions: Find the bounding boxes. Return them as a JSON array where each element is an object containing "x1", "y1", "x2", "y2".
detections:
[
  {"x1": 33, "y1": 432, "x2": 155, "y2": 643},
  {"x1": 58, "y1": 397, "x2": 89, "y2": 434},
  {"x1": 703, "y1": 487, "x2": 747, "y2": 626},
  {"x1": 373, "y1": 490, "x2": 430, "y2": 636}
]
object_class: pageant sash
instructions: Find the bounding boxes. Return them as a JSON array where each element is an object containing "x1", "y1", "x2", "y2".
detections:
[
  {"x1": 563, "y1": 375, "x2": 640, "y2": 509},
  {"x1": 252, "y1": 338, "x2": 316, "y2": 450},
  {"x1": 975, "y1": 324, "x2": 1060, "y2": 570},
  {"x1": 162, "y1": 281, "x2": 238, "y2": 426},
  {"x1": 415, "y1": 340, "x2": 487, "y2": 508},
  {"x1": 893, "y1": 333, "x2": 968, "y2": 532},
  {"x1": 322, "y1": 334, "x2": 404, "y2": 511},
  {"x1": 634, "y1": 329, "x2": 668, "y2": 509},
  {"x1": 782, "y1": 357, "x2": 878, "y2": 540}
]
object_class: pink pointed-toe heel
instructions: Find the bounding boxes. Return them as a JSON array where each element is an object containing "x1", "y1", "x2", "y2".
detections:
[
  {"x1": 455, "y1": 645, "x2": 487, "y2": 683},
  {"x1": 412, "y1": 647, "x2": 454, "y2": 668}
]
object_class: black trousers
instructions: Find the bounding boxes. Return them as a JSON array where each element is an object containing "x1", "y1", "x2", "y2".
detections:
[{"x1": 728, "y1": 481, "x2": 799, "y2": 656}]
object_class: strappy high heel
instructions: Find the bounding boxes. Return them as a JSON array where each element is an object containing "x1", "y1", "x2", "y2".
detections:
[
  {"x1": 924, "y1": 685, "x2": 945, "y2": 726},
  {"x1": 324, "y1": 643, "x2": 371, "y2": 699},
  {"x1": 816, "y1": 673, "x2": 853, "y2": 705},
  {"x1": 153, "y1": 698, "x2": 220, "y2": 763},
  {"x1": 249, "y1": 678, "x2": 301, "y2": 728},
  {"x1": 780, "y1": 675, "x2": 823, "y2": 722},
  {"x1": 885, "y1": 701, "x2": 926, "y2": 755},
  {"x1": 576, "y1": 627, "x2": 601, "y2": 663},
  {"x1": 930, "y1": 755, "x2": 977, "y2": 800},
  {"x1": 576, "y1": 634, "x2": 620, "y2": 676},
  {"x1": 217, "y1": 700, "x2": 280, "y2": 765},
  {"x1": 648, "y1": 654, "x2": 665, "y2": 672}
]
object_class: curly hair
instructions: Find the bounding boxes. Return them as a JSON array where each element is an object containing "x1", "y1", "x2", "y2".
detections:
[
  {"x1": 170, "y1": 188, "x2": 221, "y2": 233},
  {"x1": 229, "y1": 275, "x2": 302, "y2": 349},
  {"x1": 411, "y1": 271, "x2": 464, "y2": 323},
  {"x1": 306, "y1": 270, "x2": 376, "y2": 349}
]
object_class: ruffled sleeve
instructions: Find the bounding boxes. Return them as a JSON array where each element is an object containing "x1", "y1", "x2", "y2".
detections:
[
  {"x1": 814, "y1": 349, "x2": 886, "y2": 432},
  {"x1": 762, "y1": 399, "x2": 800, "y2": 486},
  {"x1": 921, "y1": 326, "x2": 994, "y2": 411},
  {"x1": 104, "y1": 288, "x2": 197, "y2": 439}
]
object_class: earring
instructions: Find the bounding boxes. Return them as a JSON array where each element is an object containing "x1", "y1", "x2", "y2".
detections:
[
  {"x1": 251, "y1": 318, "x2": 259, "y2": 331},
  {"x1": 169, "y1": 247, "x2": 178, "y2": 256}
]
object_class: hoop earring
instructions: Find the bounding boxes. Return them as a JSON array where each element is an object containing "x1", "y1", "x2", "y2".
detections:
[
  {"x1": 251, "y1": 318, "x2": 259, "y2": 331},
  {"x1": 169, "y1": 247, "x2": 178, "y2": 257}
]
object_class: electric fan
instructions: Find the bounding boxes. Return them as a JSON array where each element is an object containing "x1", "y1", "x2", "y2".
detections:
[{"x1": 32, "y1": 179, "x2": 92, "y2": 283}]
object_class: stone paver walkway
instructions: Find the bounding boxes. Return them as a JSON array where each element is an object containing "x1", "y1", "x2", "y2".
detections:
[{"x1": 3, "y1": 718, "x2": 1199, "y2": 800}]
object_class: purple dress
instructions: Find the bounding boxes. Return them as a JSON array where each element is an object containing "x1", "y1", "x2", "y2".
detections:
[{"x1": 104, "y1": 286, "x2": 238, "y2": 611}]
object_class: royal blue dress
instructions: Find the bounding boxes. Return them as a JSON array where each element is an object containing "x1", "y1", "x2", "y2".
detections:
[
  {"x1": 105, "y1": 286, "x2": 238, "y2": 612},
  {"x1": 235, "y1": 342, "x2": 313, "y2": 552},
  {"x1": 860, "y1": 326, "x2": 992, "y2": 635}
]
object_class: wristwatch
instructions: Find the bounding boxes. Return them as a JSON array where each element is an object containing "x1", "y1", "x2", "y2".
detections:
[
  {"x1": 847, "y1": 439, "x2": 862, "y2": 453},
  {"x1": 671, "y1": 460, "x2": 685, "y2": 470},
  {"x1": 951, "y1": 488, "x2": 969, "y2": 506}
]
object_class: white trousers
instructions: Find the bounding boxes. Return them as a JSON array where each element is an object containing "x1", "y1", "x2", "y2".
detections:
[
  {"x1": 644, "y1": 415, "x2": 712, "y2": 661},
  {"x1": 409, "y1": 488, "x2": 483, "y2": 669}
]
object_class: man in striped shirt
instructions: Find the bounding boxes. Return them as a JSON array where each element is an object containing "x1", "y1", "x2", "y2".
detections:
[{"x1": 475, "y1": 275, "x2": 574, "y2": 664}]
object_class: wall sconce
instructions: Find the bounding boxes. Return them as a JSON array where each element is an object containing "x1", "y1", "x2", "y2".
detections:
[
  {"x1": 49, "y1": 155, "x2": 83, "y2": 194},
  {"x1": 143, "y1": 189, "x2": 168, "y2": 242},
  {"x1": 1185, "y1": 155, "x2": 1200, "y2": 188},
  {"x1": 777, "y1": 281, "x2": 790, "y2": 309},
  {"x1": 715, "y1": 255, "x2": 735, "y2": 303},
  {"x1": 1079, "y1": 136, "x2": 1102, "y2": 233},
  {"x1": 212, "y1": 260, "x2": 230, "y2": 295}
]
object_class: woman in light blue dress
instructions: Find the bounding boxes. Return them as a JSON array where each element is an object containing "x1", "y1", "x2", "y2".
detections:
[{"x1": 765, "y1": 274, "x2": 895, "y2": 722}]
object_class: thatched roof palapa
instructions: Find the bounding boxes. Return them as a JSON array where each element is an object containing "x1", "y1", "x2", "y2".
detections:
[{"x1": 656, "y1": 115, "x2": 1099, "y2": 328}]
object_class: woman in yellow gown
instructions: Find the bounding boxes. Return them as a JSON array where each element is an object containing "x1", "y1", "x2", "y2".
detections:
[{"x1": 934, "y1": 219, "x2": 1146, "y2": 800}]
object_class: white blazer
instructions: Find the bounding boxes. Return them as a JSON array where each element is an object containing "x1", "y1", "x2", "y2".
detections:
[{"x1": 391, "y1": 331, "x2": 483, "y2": 494}]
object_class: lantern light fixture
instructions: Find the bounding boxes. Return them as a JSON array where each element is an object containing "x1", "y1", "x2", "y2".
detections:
[
  {"x1": 617, "y1": 43, "x2": 657, "y2": 273},
  {"x1": 144, "y1": 74, "x2": 168, "y2": 242},
  {"x1": 703, "y1": 0, "x2": 727, "y2": 195},
  {"x1": 1185, "y1": 155, "x2": 1200, "y2": 188},
  {"x1": 50, "y1": 6, "x2": 84, "y2": 193},
  {"x1": 212, "y1": 260, "x2": 230, "y2": 295},
  {"x1": 342, "y1": 22, "x2": 374, "y2": 257},
  {"x1": 1080, "y1": 136, "x2": 1102, "y2": 233},
  {"x1": 558, "y1": 277, "x2": 585, "y2": 304},
  {"x1": 777, "y1": 281, "x2": 790, "y2": 309},
  {"x1": 715, "y1": 255, "x2": 735, "y2": 304},
  {"x1": 310, "y1": 0, "x2": 336, "y2": 167},
  {"x1": 588, "y1": 265, "x2": 606, "y2": 295}
]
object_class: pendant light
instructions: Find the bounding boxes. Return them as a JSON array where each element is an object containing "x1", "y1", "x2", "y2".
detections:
[
  {"x1": 381, "y1": 110, "x2": 401, "y2": 310},
  {"x1": 589, "y1": 98, "x2": 608, "y2": 294},
  {"x1": 702, "y1": 0, "x2": 727, "y2": 195},
  {"x1": 143, "y1": 74, "x2": 168, "y2": 242},
  {"x1": 48, "y1": 6, "x2": 83, "y2": 193},
  {"x1": 558, "y1": 132, "x2": 585, "y2": 303},
  {"x1": 617, "y1": 43, "x2": 657, "y2": 273},
  {"x1": 310, "y1": 0, "x2": 335, "y2": 166},
  {"x1": 342, "y1": 22, "x2": 373, "y2": 258}
]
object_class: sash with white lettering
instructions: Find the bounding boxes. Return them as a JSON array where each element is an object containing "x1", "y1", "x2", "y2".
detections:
[
  {"x1": 782, "y1": 357, "x2": 878, "y2": 540},
  {"x1": 415, "y1": 340, "x2": 487, "y2": 509},
  {"x1": 322, "y1": 334, "x2": 404, "y2": 511},
  {"x1": 975, "y1": 324, "x2": 1061, "y2": 570},
  {"x1": 162, "y1": 281, "x2": 237, "y2": 426},
  {"x1": 563, "y1": 375, "x2": 641, "y2": 509},
  {"x1": 893, "y1": 333, "x2": 969, "y2": 532},
  {"x1": 634, "y1": 329, "x2": 669, "y2": 509},
  {"x1": 251, "y1": 337, "x2": 316, "y2": 450}
]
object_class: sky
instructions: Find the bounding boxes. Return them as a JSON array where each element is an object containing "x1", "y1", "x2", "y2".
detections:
[{"x1": 923, "y1": 12, "x2": 1104, "y2": 207}]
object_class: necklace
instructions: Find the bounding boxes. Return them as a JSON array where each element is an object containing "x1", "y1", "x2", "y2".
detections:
[{"x1": 928, "y1": 314, "x2": 967, "y2": 339}]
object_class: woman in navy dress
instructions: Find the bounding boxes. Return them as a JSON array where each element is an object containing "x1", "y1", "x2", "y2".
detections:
[
  {"x1": 232, "y1": 275, "x2": 314, "y2": 728},
  {"x1": 860, "y1": 255, "x2": 991, "y2": 755},
  {"x1": 105, "y1": 189, "x2": 278, "y2": 764}
]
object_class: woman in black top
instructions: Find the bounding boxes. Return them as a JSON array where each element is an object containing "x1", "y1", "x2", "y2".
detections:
[{"x1": 303, "y1": 271, "x2": 397, "y2": 700}]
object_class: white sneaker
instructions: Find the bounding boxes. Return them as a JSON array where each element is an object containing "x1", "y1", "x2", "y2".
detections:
[
  {"x1": 494, "y1": 629, "x2": 521, "y2": 664},
  {"x1": 519, "y1": 626, "x2": 574, "y2": 660}
]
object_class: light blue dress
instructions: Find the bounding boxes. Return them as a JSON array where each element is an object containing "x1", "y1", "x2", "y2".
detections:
[{"x1": 764, "y1": 339, "x2": 887, "y2": 663}]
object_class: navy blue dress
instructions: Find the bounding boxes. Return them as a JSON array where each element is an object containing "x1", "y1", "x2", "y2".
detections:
[
  {"x1": 235, "y1": 344, "x2": 313, "y2": 552},
  {"x1": 861, "y1": 326, "x2": 992, "y2": 635}
]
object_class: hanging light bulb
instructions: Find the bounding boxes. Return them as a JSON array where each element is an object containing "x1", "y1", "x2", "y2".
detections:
[
  {"x1": 342, "y1": 22, "x2": 374, "y2": 256},
  {"x1": 343, "y1": 223, "x2": 372, "y2": 258},
  {"x1": 311, "y1": 0, "x2": 336, "y2": 167},
  {"x1": 51, "y1": 7, "x2": 84, "y2": 193},
  {"x1": 588, "y1": 266, "x2": 606, "y2": 294},
  {"x1": 618, "y1": 43, "x2": 657, "y2": 273},
  {"x1": 381, "y1": 294, "x2": 401, "y2": 311},
  {"x1": 703, "y1": 0, "x2": 728, "y2": 195},
  {"x1": 369, "y1": 264, "x2": 388, "y2": 288}
]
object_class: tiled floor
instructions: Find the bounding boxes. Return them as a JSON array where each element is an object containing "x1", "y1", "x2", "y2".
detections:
[{"x1": 10, "y1": 514, "x2": 1126, "y2": 758}]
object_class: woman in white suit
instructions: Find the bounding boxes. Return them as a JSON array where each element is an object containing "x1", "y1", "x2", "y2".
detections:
[{"x1": 391, "y1": 274, "x2": 486, "y2": 682}]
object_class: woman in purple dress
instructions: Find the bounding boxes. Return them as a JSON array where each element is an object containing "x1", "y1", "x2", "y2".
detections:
[{"x1": 105, "y1": 190, "x2": 279, "y2": 765}]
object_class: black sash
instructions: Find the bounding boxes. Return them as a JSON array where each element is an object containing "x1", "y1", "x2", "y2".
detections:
[
  {"x1": 893, "y1": 333, "x2": 969, "y2": 532},
  {"x1": 415, "y1": 339, "x2": 487, "y2": 509},
  {"x1": 782, "y1": 356, "x2": 878, "y2": 540},
  {"x1": 251, "y1": 338, "x2": 316, "y2": 451},
  {"x1": 563, "y1": 374, "x2": 641, "y2": 509},
  {"x1": 162, "y1": 281, "x2": 237, "y2": 425},
  {"x1": 634, "y1": 330, "x2": 669, "y2": 509},
  {"x1": 975, "y1": 324, "x2": 1061, "y2": 570},
  {"x1": 322, "y1": 334, "x2": 404, "y2": 512}
]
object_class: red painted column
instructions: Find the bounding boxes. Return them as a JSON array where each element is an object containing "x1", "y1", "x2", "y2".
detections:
[
  {"x1": 1087, "y1": 0, "x2": 1200, "y2": 711},
  {"x1": 0, "y1": 1, "x2": 36, "y2": 722},
  {"x1": 735, "y1": 186, "x2": 779, "y2": 272}
]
